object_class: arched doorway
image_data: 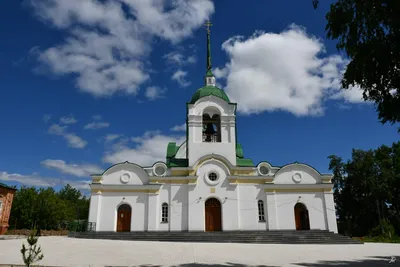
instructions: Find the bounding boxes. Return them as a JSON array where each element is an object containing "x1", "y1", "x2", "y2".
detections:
[
  {"x1": 117, "y1": 204, "x2": 131, "y2": 232},
  {"x1": 294, "y1": 203, "x2": 310, "y2": 230},
  {"x1": 205, "y1": 198, "x2": 222, "y2": 231}
]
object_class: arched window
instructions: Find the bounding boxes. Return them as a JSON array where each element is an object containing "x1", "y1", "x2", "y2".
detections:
[
  {"x1": 258, "y1": 200, "x2": 265, "y2": 221},
  {"x1": 202, "y1": 114, "x2": 221, "y2": 143},
  {"x1": 161, "y1": 203, "x2": 168, "y2": 223}
]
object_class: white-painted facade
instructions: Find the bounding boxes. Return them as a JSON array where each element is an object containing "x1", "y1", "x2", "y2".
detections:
[
  {"x1": 88, "y1": 28, "x2": 338, "y2": 233},
  {"x1": 88, "y1": 93, "x2": 338, "y2": 233}
]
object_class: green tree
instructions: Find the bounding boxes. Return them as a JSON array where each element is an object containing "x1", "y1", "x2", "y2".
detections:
[
  {"x1": 9, "y1": 187, "x2": 38, "y2": 229},
  {"x1": 329, "y1": 141, "x2": 400, "y2": 237},
  {"x1": 9, "y1": 184, "x2": 90, "y2": 231},
  {"x1": 21, "y1": 228, "x2": 44, "y2": 267},
  {"x1": 314, "y1": 0, "x2": 400, "y2": 128}
]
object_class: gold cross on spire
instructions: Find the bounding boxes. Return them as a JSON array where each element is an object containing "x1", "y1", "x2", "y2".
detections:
[{"x1": 205, "y1": 20, "x2": 213, "y2": 34}]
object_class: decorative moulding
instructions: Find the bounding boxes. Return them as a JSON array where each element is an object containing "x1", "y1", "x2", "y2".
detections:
[
  {"x1": 292, "y1": 173, "x2": 302, "y2": 183},
  {"x1": 153, "y1": 163, "x2": 167, "y2": 177},
  {"x1": 120, "y1": 172, "x2": 131, "y2": 184},
  {"x1": 204, "y1": 170, "x2": 220, "y2": 186}
]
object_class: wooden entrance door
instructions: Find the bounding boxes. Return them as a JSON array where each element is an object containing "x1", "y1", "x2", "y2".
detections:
[
  {"x1": 205, "y1": 198, "x2": 222, "y2": 231},
  {"x1": 117, "y1": 204, "x2": 131, "y2": 232},
  {"x1": 294, "y1": 203, "x2": 310, "y2": 230}
]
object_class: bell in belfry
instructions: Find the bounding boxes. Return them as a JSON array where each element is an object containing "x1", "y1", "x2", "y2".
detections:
[{"x1": 204, "y1": 123, "x2": 216, "y2": 135}]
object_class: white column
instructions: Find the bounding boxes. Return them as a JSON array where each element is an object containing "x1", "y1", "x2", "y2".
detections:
[
  {"x1": 188, "y1": 188, "x2": 203, "y2": 231},
  {"x1": 147, "y1": 193, "x2": 159, "y2": 231},
  {"x1": 88, "y1": 191, "x2": 102, "y2": 231},
  {"x1": 266, "y1": 191, "x2": 278, "y2": 230},
  {"x1": 323, "y1": 191, "x2": 338, "y2": 233}
]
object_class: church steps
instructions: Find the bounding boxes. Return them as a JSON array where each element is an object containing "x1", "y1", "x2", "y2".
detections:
[{"x1": 68, "y1": 230, "x2": 362, "y2": 244}]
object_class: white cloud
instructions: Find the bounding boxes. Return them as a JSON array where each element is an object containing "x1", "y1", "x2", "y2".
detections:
[
  {"x1": 28, "y1": 0, "x2": 214, "y2": 97},
  {"x1": 43, "y1": 114, "x2": 52, "y2": 123},
  {"x1": 48, "y1": 123, "x2": 67, "y2": 135},
  {"x1": 60, "y1": 114, "x2": 77, "y2": 124},
  {"x1": 92, "y1": 115, "x2": 102, "y2": 121},
  {"x1": 103, "y1": 130, "x2": 185, "y2": 166},
  {"x1": 145, "y1": 86, "x2": 166, "y2": 100},
  {"x1": 41, "y1": 159, "x2": 103, "y2": 177},
  {"x1": 84, "y1": 122, "x2": 110, "y2": 130},
  {"x1": 216, "y1": 25, "x2": 366, "y2": 116},
  {"x1": 164, "y1": 51, "x2": 196, "y2": 65},
  {"x1": 330, "y1": 86, "x2": 365, "y2": 103},
  {"x1": 104, "y1": 134, "x2": 122, "y2": 142},
  {"x1": 48, "y1": 123, "x2": 87, "y2": 148},
  {"x1": 63, "y1": 133, "x2": 88, "y2": 148},
  {"x1": 170, "y1": 123, "x2": 186, "y2": 132},
  {"x1": 172, "y1": 69, "x2": 191, "y2": 87},
  {"x1": 0, "y1": 171, "x2": 90, "y2": 190}
]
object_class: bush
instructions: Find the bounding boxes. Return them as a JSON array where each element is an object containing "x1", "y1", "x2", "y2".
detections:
[
  {"x1": 368, "y1": 219, "x2": 396, "y2": 239},
  {"x1": 6, "y1": 229, "x2": 68, "y2": 236}
]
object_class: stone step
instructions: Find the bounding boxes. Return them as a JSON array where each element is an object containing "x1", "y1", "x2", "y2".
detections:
[{"x1": 69, "y1": 230, "x2": 362, "y2": 244}]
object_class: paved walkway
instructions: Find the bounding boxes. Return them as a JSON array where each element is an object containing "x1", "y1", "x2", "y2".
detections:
[{"x1": 0, "y1": 236, "x2": 399, "y2": 267}]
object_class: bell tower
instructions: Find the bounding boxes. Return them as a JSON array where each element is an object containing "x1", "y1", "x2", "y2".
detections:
[{"x1": 186, "y1": 20, "x2": 237, "y2": 166}]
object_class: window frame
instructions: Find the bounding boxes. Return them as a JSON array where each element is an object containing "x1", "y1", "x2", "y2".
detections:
[
  {"x1": 257, "y1": 200, "x2": 265, "y2": 222},
  {"x1": 161, "y1": 203, "x2": 169, "y2": 223}
]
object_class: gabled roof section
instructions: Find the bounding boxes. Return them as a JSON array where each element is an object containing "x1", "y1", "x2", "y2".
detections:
[
  {"x1": 166, "y1": 142, "x2": 188, "y2": 168},
  {"x1": 167, "y1": 142, "x2": 178, "y2": 158},
  {"x1": 235, "y1": 143, "x2": 254, "y2": 167}
]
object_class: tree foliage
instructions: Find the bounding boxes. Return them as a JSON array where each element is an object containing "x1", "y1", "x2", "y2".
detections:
[
  {"x1": 329, "y1": 141, "x2": 400, "y2": 237},
  {"x1": 9, "y1": 184, "x2": 89, "y2": 231},
  {"x1": 315, "y1": 0, "x2": 400, "y2": 127}
]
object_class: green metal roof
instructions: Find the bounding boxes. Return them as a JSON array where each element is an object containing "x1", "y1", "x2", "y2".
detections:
[
  {"x1": 235, "y1": 143, "x2": 254, "y2": 166},
  {"x1": 166, "y1": 142, "x2": 189, "y2": 168},
  {"x1": 236, "y1": 143, "x2": 244, "y2": 158},
  {"x1": 236, "y1": 158, "x2": 255, "y2": 167},
  {"x1": 205, "y1": 69, "x2": 214, "y2": 77},
  {"x1": 167, "y1": 158, "x2": 189, "y2": 168},
  {"x1": 166, "y1": 142, "x2": 178, "y2": 158},
  {"x1": 190, "y1": 85, "x2": 231, "y2": 104}
]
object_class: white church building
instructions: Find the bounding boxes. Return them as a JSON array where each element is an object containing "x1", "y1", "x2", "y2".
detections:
[{"x1": 88, "y1": 22, "x2": 338, "y2": 234}]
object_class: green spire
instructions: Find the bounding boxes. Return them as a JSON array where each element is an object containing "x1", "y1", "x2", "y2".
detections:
[{"x1": 205, "y1": 20, "x2": 212, "y2": 72}]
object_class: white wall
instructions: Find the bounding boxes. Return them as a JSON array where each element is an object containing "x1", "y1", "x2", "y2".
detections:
[
  {"x1": 90, "y1": 162, "x2": 337, "y2": 233},
  {"x1": 237, "y1": 185, "x2": 267, "y2": 230},
  {"x1": 274, "y1": 164, "x2": 321, "y2": 184},
  {"x1": 274, "y1": 192, "x2": 327, "y2": 230},
  {"x1": 188, "y1": 159, "x2": 239, "y2": 231},
  {"x1": 187, "y1": 96, "x2": 237, "y2": 166},
  {"x1": 102, "y1": 163, "x2": 149, "y2": 185},
  {"x1": 97, "y1": 192, "x2": 148, "y2": 231},
  {"x1": 323, "y1": 191, "x2": 338, "y2": 233}
]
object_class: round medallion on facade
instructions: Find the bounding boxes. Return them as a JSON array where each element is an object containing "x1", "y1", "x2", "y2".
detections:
[
  {"x1": 205, "y1": 171, "x2": 220, "y2": 186},
  {"x1": 120, "y1": 172, "x2": 131, "y2": 184},
  {"x1": 153, "y1": 163, "x2": 167, "y2": 177},
  {"x1": 257, "y1": 162, "x2": 271, "y2": 176},
  {"x1": 292, "y1": 172, "x2": 302, "y2": 183}
]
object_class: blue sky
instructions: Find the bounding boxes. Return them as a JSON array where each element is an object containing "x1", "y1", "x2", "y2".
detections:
[{"x1": 0, "y1": 0, "x2": 398, "y2": 192}]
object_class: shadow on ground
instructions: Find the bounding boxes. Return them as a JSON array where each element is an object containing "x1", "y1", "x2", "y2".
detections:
[
  {"x1": 294, "y1": 255, "x2": 400, "y2": 267},
  {"x1": 105, "y1": 256, "x2": 400, "y2": 267},
  {"x1": 108, "y1": 263, "x2": 278, "y2": 267}
]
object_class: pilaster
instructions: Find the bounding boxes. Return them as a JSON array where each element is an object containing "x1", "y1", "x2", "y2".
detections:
[
  {"x1": 323, "y1": 191, "x2": 338, "y2": 233},
  {"x1": 266, "y1": 191, "x2": 278, "y2": 230}
]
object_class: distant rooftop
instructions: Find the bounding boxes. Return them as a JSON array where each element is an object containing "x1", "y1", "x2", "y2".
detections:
[{"x1": 0, "y1": 182, "x2": 17, "y2": 190}]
